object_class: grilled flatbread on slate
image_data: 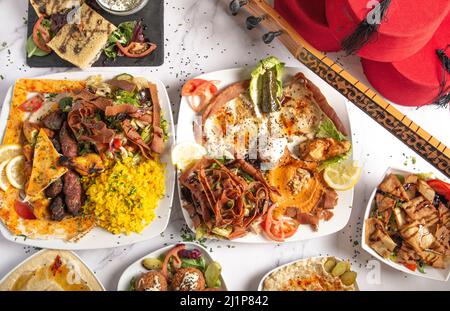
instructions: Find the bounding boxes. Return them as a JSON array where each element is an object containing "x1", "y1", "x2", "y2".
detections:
[
  {"x1": 47, "y1": 3, "x2": 116, "y2": 69},
  {"x1": 30, "y1": 0, "x2": 84, "y2": 17}
]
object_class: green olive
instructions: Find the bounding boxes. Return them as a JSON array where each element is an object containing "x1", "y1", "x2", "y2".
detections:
[
  {"x1": 340, "y1": 271, "x2": 357, "y2": 286},
  {"x1": 324, "y1": 258, "x2": 337, "y2": 273},
  {"x1": 331, "y1": 261, "x2": 348, "y2": 277},
  {"x1": 142, "y1": 258, "x2": 163, "y2": 270}
]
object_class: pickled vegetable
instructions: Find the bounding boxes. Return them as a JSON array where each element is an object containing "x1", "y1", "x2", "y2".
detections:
[
  {"x1": 205, "y1": 261, "x2": 222, "y2": 288},
  {"x1": 340, "y1": 271, "x2": 357, "y2": 286},
  {"x1": 142, "y1": 258, "x2": 163, "y2": 270},
  {"x1": 331, "y1": 261, "x2": 347, "y2": 277},
  {"x1": 115, "y1": 73, "x2": 134, "y2": 81},
  {"x1": 324, "y1": 258, "x2": 337, "y2": 273}
]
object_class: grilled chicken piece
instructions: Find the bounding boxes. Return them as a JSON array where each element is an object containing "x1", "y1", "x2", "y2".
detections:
[
  {"x1": 365, "y1": 218, "x2": 397, "y2": 258},
  {"x1": 375, "y1": 193, "x2": 396, "y2": 212},
  {"x1": 419, "y1": 250, "x2": 447, "y2": 269},
  {"x1": 393, "y1": 207, "x2": 407, "y2": 228},
  {"x1": 22, "y1": 121, "x2": 40, "y2": 144},
  {"x1": 298, "y1": 138, "x2": 351, "y2": 162},
  {"x1": 417, "y1": 180, "x2": 436, "y2": 203},
  {"x1": 404, "y1": 174, "x2": 418, "y2": 184},
  {"x1": 63, "y1": 153, "x2": 105, "y2": 176},
  {"x1": 401, "y1": 196, "x2": 438, "y2": 222},
  {"x1": 437, "y1": 202, "x2": 450, "y2": 228},
  {"x1": 400, "y1": 221, "x2": 436, "y2": 252},
  {"x1": 378, "y1": 174, "x2": 408, "y2": 201},
  {"x1": 397, "y1": 242, "x2": 420, "y2": 265}
]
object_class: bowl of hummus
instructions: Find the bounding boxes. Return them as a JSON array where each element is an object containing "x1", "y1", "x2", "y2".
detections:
[
  {"x1": 0, "y1": 250, "x2": 104, "y2": 291},
  {"x1": 259, "y1": 256, "x2": 358, "y2": 291}
]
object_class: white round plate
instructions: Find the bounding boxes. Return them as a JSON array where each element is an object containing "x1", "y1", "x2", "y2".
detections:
[
  {"x1": 257, "y1": 256, "x2": 359, "y2": 291},
  {"x1": 0, "y1": 249, "x2": 105, "y2": 290},
  {"x1": 117, "y1": 242, "x2": 228, "y2": 291},
  {"x1": 176, "y1": 66, "x2": 354, "y2": 243},
  {"x1": 0, "y1": 71, "x2": 176, "y2": 250},
  {"x1": 361, "y1": 167, "x2": 450, "y2": 282}
]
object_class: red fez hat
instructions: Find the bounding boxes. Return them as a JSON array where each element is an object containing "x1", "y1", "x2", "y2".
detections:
[
  {"x1": 274, "y1": 0, "x2": 341, "y2": 52},
  {"x1": 362, "y1": 14, "x2": 450, "y2": 106},
  {"x1": 326, "y1": 0, "x2": 450, "y2": 62}
]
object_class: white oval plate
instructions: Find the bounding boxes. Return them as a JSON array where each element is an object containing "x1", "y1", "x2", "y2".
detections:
[
  {"x1": 117, "y1": 242, "x2": 228, "y2": 291},
  {"x1": 176, "y1": 66, "x2": 354, "y2": 243},
  {"x1": 257, "y1": 256, "x2": 359, "y2": 291},
  {"x1": 0, "y1": 249, "x2": 105, "y2": 290},
  {"x1": 361, "y1": 167, "x2": 450, "y2": 282},
  {"x1": 0, "y1": 71, "x2": 176, "y2": 250}
]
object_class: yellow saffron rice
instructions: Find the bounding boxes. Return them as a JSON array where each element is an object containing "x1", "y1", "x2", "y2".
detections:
[{"x1": 83, "y1": 157, "x2": 165, "y2": 235}]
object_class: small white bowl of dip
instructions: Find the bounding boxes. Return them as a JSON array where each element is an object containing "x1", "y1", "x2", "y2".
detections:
[{"x1": 96, "y1": 0, "x2": 148, "y2": 16}]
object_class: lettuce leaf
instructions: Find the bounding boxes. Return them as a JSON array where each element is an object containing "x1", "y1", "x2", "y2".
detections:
[{"x1": 316, "y1": 118, "x2": 347, "y2": 141}]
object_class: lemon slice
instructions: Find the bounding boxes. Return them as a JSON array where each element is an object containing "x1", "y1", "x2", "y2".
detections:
[
  {"x1": 6, "y1": 155, "x2": 26, "y2": 190},
  {"x1": 171, "y1": 142, "x2": 207, "y2": 171},
  {"x1": 323, "y1": 160, "x2": 362, "y2": 191},
  {"x1": 0, "y1": 144, "x2": 22, "y2": 163},
  {"x1": 0, "y1": 160, "x2": 11, "y2": 191}
]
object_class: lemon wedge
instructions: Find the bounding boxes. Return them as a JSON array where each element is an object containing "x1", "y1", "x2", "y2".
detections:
[
  {"x1": 171, "y1": 142, "x2": 207, "y2": 171},
  {"x1": 0, "y1": 144, "x2": 22, "y2": 163},
  {"x1": 6, "y1": 155, "x2": 26, "y2": 190},
  {"x1": 0, "y1": 160, "x2": 11, "y2": 191},
  {"x1": 323, "y1": 160, "x2": 362, "y2": 191}
]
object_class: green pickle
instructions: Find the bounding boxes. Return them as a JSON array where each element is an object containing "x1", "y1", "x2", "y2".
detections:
[
  {"x1": 142, "y1": 258, "x2": 163, "y2": 270},
  {"x1": 340, "y1": 271, "x2": 357, "y2": 286},
  {"x1": 331, "y1": 261, "x2": 347, "y2": 277},
  {"x1": 324, "y1": 258, "x2": 337, "y2": 273},
  {"x1": 205, "y1": 261, "x2": 222, "y2": 288}
]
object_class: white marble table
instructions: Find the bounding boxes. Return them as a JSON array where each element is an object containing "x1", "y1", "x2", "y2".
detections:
[{"x1": 0, "y1": 0, "x2": 449, "y2": 291}]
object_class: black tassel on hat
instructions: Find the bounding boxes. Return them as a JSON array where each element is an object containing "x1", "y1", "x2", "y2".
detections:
[
  {"x1": 341, "y1": 0, "x2": 392, "y2": 55},
  {"x1": 432, "y1": 45, "x2": 449, "y2": 108}
]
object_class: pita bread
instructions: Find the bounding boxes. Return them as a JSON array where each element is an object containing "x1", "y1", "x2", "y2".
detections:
[
  {"x1": 47, "y1": 3, "x2": 116, "y2": 69},
  {"x1": 26, "y1": 129, "x2": 68, "y2": 197},
  {"x1": 30, "y1": 0, "x2": 84, "y2": 17}
]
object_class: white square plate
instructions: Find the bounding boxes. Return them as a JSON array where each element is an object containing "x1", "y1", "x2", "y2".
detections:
[
  {"x1": 361, "y1": 167, "x2": 450, "y2": 281},
  {"x1": 0, "y1": 71, "x2": 175, "y2": 250},
  {"x1": 176, "y1": 66, "x2": 355, "y2": 243}
]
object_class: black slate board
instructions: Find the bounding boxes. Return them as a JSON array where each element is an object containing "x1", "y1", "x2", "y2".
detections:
[{"x1": 26, "y1": 0, "x2": 164, "y2": 67}]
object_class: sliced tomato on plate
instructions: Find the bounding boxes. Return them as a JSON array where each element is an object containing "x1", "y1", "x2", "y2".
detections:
[
  {"x1": 18, "y1": 94, "x2": 44, "y2": 112},
  {"x1": 32, "y1": 16, "x2": 52, "y2": 53},
  {"x1": 182, "y1": 79, "x2": 219, "y2": 113},
  {"x1": 404, "y1": 263, "x2": 417, "y2": 272},
  {"x1": 427, "y1": 179, "x2": 450, "y2": 201},
  {"x1": 116, "y1": 41, "x2": 157, "y2": 58},
  {"x1": 14, "y1": 200, "x2": 36, "y2": 220},
  {"x1": 262, "y1": 204, "x2": 299, "y2": 242}
]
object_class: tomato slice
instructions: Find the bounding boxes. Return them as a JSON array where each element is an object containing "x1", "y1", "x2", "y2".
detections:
[
  {"x1": 404, "y1": 263, "x2": 417, "y2": 272},
  {"x1": 182, "y1": 79, "x2": 219, "y2": 113},
  {"x1": 32, "y1": 16, "x2": 51, "y2": 53},
  {"x1": 14, "y1": 200, "x2": 36, "y2": 220},
  {"x1": 111, "y1": 137, "x2": 122, "y2": 150},
  {"x1": 262, "y1": 205, "x2": 299, "y2": 242},
  {"x1": 18, "y1": 94, "x2": 44, "y2": 112},
  {"x1": 427, "y1": 179, "x2": 450, "y2": 201},
  {"x1": 116, "y1": 41, "x2": 157, "y2": 58}
]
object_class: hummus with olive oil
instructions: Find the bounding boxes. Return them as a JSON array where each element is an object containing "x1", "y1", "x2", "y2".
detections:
[
  {"x1": 262, "y1": 257, "x2": 357, "y2": 291},
  {"x1": 0, "y1": 250, "x2": 103, "y2": 291}
]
